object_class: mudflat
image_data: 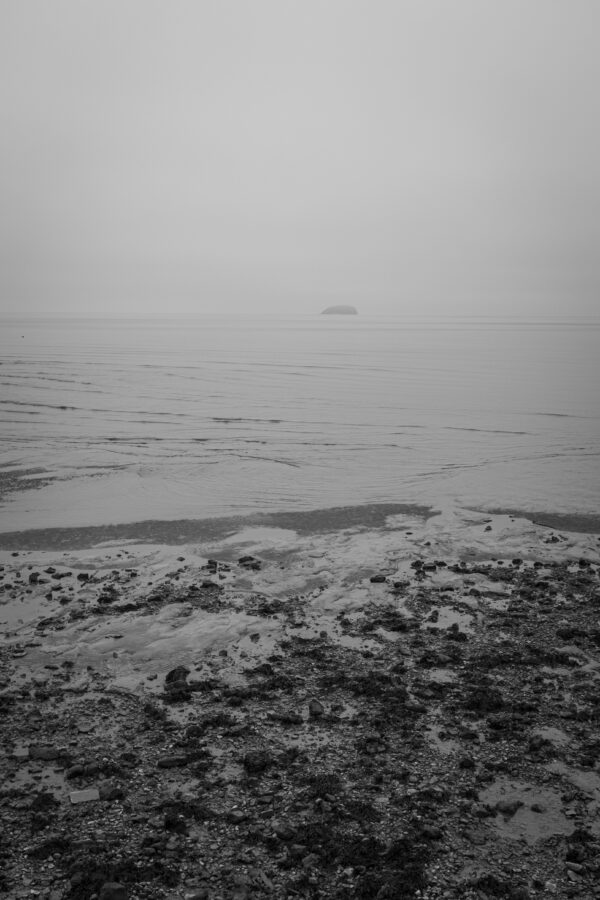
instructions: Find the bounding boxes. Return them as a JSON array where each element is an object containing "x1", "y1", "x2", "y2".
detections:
[{"x1": 1, "y1": 509, "x2": 600, "y2": 900}]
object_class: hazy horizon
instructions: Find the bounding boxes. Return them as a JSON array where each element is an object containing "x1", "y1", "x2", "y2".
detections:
[
  {"x1": 3, "y1": 311, "x2": 600, "y2": 322},
  {"x1": 2, "y1": 1, "x2": 599, "y2": 319}
]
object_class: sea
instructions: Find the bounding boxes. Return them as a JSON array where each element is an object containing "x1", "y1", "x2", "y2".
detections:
[{"x1": 1, "y1": 314, "x2": 599, "y2": 537}]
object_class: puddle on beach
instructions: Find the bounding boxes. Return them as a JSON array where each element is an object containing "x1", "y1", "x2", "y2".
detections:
[
  {"x1": 547, "y1": 761, "x2": 600, "y2": 799},
  {"x1": 288, "y1": 621, "x2": 383, "y2": 654},
  {"x1": 426, "y1": 726, "x2": 460, "y2": 756},
  {"x1": 307, "y1": 584, "x2": 373, "y2": 616},
  {"x1": 0, "y1": 593, "x2": 61, "y2": 630},
  {"x1": 534, "y1": 726, "x2": 570, "y2": 748},
  {"x1": 4, "y1": 764, "x2": 67, "y2": 800},
  {"x1": 2, "y1": 514, "x2": 599, "y2": 705},
  {"x1": 424, "y1": 606, "x2": 475, "y2": 633},
  {"x1": 218, "y1": 526, "x2": 299, "y2": 548},
  {"x1": 428, "y1": 668, "x2": 458, "y2": 684},
  {"x1": 40, "y1": 604, "x2": 282, "y2": 676},
  {"x1": 480, "y1": 778, "x2": 574, "y2": 844}
]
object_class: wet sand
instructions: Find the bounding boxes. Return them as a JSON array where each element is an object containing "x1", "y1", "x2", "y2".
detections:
[{"x1": 1, "y1": 506, "x2": 600, "y2": 899}]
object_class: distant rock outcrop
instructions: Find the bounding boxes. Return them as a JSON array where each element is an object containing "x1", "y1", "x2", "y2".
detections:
[{"x1": 321, "y1": 304, "x2": 358, "y2": 315}]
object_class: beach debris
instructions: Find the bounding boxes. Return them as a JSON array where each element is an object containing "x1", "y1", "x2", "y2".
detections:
[{"x1": 69, "y1": 788, "x2": 100, "y2": 805}]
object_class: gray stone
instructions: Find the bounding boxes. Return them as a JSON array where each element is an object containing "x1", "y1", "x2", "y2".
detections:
[
  {"x1": 273, "y1": 821, "x2": 296, "y2": 841},
  {"x1": 243, "y1": 750, "x2": 272, "y2": 774},
  {"x1": 157, "y1": 755, "x2": 188, "y2": 768},
  {"x1": 29, "y1": 745, "x2": 61, "y2": 761},
  {"x1": 308, "y1": 699, "x2": 324, "y2": 718},
  {"x1": 98, "y1": 780, "x2": 124, "y2": 801},
  {"x1": 496, "y1": 799, "x2": 523, "y2": 817},
  {"x1": 99, "y1": 883, "x2": 127, "y2": 900},
  {"x1": 69, "y1": 788, "x2": 100, "y2": 804}
]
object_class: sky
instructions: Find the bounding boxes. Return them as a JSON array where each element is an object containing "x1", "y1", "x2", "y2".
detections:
[{"x1": 1, "y1": 0, "x2": 599, "y2": 317}]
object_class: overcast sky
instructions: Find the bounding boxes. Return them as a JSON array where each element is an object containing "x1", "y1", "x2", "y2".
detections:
[{"x1": 1, "y1": 1, "x2": 599, "y2": 317}]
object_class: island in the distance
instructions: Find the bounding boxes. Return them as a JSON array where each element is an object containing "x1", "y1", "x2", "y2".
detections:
[{"x1": 321, "y1": 304, "x2": 358, "y2": 315}]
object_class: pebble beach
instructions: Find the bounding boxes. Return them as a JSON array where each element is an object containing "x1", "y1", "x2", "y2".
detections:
[{"x1": 1, "y1": 505, "x2": 600, "y2": 900}]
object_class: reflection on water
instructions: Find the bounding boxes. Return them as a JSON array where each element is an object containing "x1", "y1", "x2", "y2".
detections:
[{"x1": 1, "y1": 315, "x2": 600, "y2": 532}]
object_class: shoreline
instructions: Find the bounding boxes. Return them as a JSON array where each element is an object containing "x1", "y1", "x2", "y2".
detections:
[
  {"x1": 1, "y1": 509, "x2": 600, "y2": 898},
  {"x1": 1, "y1": 501, "x2": 599, "y2": 552},
  {"x1": 0, "y1": 503, "x2": 437, "y2": 551}
]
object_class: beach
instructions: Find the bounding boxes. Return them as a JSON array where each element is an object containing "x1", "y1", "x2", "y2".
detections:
[
  {"x1": 3, "y1": 1, "x2": 600, "y2": 896},
  {"x1": 1, "y1": 505, "x2": 600, "y2": 899},
  {"x1": 1, "y1": 301, "x2": 599, "y2": 900}
]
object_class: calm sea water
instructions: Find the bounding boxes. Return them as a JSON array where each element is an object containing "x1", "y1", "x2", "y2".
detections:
[{"x1": 1, "y1": 315, "x2": 599, "y2": 532}]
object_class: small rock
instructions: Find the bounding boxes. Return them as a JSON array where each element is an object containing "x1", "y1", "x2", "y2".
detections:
[
  {"x1": 308, "y1": 699, "x2": 324, "y2": 718},
  {"x1": 165, "y1": 665, "x2": 190, "y2": 684},
  {"x1": 496, "y1": 799, "x2": 523, "y2": 817},
  {"x1": 464, "y1": 827, "x2": 488, "y2": 845},
  {"x1": 228, "y1": 809, "x2": 248, "y2": 824},
  {"x1": 163, "y1": 665, "x2": 192, "y2": 702},
  {"x1": 243, "y1": 750, "x2": 273, "y2": 774},
  {"x1": 273, "y1": 821, "x2": 296, "y2": 841},
  {"x1": 566, "y1": 862, "x2": 584, "y2": 873},
  {"x1": 239, "y1": 555, "x2": 261, "y2": 570},
  {"x1": 29, "y1": 745, "x2": 61, "y2": 761},
  {"x1": 164, "y1": 811, "x2": 188, "y2": 834},
  {"x1": 157, "y1": 755, "x2": 189, "y2": 769},
  {"x1": 274, "y1": 710, "x2": 303, "y2": 725},
  {"x1": 98, "y1": 780, "x2": 124, "y2": 801},
  {"x1": 70, "y1": 788, "x2": 100, "y2": 805},
  {"x1": 77, "y1": 721, "x2": 94, "y2": 734},
  {"x1": 99, "y1": 884, "x2": 127, "y2": 900}
]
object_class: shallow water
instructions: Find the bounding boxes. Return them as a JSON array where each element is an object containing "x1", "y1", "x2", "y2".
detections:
[
  {"x1": 480, "y1": 778, "x2": 575, "y2": 844},
  {"x1": 1, "y1": 314, "x2": 599, "y2": 535}
]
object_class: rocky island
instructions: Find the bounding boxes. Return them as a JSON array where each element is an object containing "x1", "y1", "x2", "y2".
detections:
[{"x1": 321, "y1": 305, "x2": 357, "y2": 315}]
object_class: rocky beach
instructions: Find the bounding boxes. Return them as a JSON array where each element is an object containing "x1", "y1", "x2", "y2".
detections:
[{"x1": 1, "y1": 506, "x2": 600, "y2": 900}]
